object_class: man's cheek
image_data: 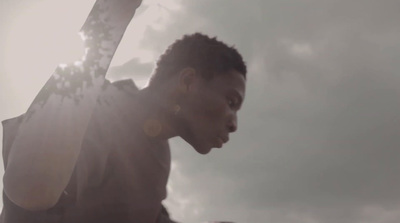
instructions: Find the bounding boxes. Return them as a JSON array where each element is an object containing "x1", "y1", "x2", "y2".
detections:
[{"x1": 206, "y1": 104, "x2": 226, "y2": 119}]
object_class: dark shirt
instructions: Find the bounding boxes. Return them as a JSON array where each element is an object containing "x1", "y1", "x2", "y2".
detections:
[{"x1": 1, "y1": 79, "x2": 172, "y2": 223}]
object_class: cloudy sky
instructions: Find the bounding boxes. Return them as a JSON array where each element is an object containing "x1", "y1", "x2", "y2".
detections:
[{"x1": 1, "y1": 0, "x2": 400, "y2": 222}]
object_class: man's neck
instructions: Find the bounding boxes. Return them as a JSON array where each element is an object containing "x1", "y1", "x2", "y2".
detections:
[{"x1": 135, "y1": 86, "x2": 178, "y2": 141}]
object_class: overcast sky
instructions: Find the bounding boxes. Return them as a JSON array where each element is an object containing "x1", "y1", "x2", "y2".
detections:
[{"x1": 1, "y1": 0, "x2": 400, "y2": 222}]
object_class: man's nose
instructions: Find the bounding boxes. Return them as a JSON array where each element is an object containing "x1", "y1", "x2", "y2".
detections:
[{"x1": 227, "y1": 114, "x2": 238, "y2": 133}]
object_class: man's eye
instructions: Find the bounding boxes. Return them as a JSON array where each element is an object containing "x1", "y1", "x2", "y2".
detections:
[{"x1": 227, "y1": 98, "x2": 236, "y2": 108}]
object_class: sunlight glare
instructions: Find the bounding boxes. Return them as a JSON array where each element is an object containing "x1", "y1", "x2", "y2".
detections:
[
  {"x1": 110, "y1": 0, "x2": 183, "y2": 65},
  {"x1": 3, "y1": 0, "x2": 183, "y2": 105},
  {"x1": 4, "y1": 0, "x2": 94, "y2": 105}
]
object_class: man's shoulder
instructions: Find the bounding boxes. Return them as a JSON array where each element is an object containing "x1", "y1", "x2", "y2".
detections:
[
  {"x1": 97, "y1": 78, "x2": 139, "y2": 110},
  {"x1": 94, "y1": 78, "x2": 141, "y2": 126},
  {"x1": 108, "y1": 79, "x2": 139, "y2": 96}
]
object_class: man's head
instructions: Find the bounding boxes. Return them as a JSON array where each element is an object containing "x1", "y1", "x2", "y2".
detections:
[
  {"x1": 149, "y1": 33, "x2": 246, "y2": 85},
  {"x1": 149, "y1": 33, "x2": 247, "y2": 154}
]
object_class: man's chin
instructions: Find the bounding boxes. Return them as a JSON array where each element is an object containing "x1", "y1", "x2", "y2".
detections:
[
  {"x1": 183, "y1": 137, "x2": 213, "y2": 154},
  {"x1": 193, "y1": 144, "x2": 212, "y2": 155}
]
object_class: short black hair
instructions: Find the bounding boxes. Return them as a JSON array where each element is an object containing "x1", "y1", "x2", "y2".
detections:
[{"x1": 149, "y1": 33, "x2": 247, "y2": 85}]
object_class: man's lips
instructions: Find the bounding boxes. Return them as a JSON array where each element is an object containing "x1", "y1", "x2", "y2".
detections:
[
  {"x1": 220, "y1": 135, "x2": 229, "y2": 143},
  {"x1": 214, "y1": 135, "x2": 229, "y2": 148},
  {"x1": 217, "y1": 135, "x2": 229, "y2": 145},
  {"x1": 216, "y1": 138, "x2": 224, "y2": 148}
]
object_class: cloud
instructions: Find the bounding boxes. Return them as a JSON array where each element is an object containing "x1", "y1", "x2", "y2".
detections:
[
  {"x1": 107, "y1": 58, "x2": 153, "y2": 84},
  {"x1": 1, "y1": 0, "x2": 399, "y2": 222},
  {"x1": 119, "y1": 0, "x2": 400, "y2": 222}
]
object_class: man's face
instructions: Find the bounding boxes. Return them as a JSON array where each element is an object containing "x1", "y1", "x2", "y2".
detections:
[{"x1": 178, "y1": 69, "x2": 246, "y2": 154}]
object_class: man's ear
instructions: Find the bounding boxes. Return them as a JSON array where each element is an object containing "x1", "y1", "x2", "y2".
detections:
[{"x1": 178, "y1": 67, "x2": 198, "y2": 93}]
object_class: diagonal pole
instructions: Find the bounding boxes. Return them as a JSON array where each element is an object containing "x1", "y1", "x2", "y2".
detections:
[{"x1": 3, "y1": 0, "x2": 142, "y2": 209}]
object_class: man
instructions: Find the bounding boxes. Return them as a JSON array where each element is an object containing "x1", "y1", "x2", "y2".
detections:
[{"x1": 1, "y1": 0, "x2": 247, "y2": 222}]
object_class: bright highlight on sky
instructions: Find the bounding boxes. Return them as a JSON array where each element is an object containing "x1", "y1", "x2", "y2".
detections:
[{"x1": 4, "y1": 0, "x2": 181, "y2": 109}]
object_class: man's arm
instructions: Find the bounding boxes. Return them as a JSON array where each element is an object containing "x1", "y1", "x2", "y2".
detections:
[{"x1": 3, "y1": 0, "x2": 142, "y2": 211}]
